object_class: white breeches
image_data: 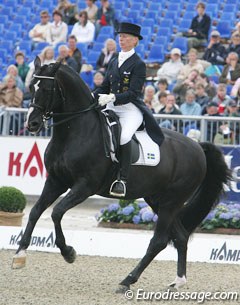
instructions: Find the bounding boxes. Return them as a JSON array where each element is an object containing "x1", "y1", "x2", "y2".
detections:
[{"x1": 106, "y1": 102, "x2": 143, "y2": 145}]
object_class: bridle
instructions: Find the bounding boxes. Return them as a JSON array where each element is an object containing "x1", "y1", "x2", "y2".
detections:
[{"x1": 29, "y1": 74, "x2": 98, "y2": 128}]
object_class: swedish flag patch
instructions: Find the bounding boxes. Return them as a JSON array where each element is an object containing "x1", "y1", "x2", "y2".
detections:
[{"x1": 147, "y1": 153, "x2": 155, "y2": 160}]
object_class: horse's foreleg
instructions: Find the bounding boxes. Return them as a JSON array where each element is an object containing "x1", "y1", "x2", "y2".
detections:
[
  {"x1": 12, "y1": 176, "x2": 67, "y2": 269},
  {"x1": 51, "y1": 182, "x2": 93, "y2": 263},
  {"x1": 118, "y1": 207, "x2": 175, "y2": 292}
]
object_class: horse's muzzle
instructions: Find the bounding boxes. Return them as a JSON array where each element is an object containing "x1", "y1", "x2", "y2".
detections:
[{"x1": 26, "y1": 120, "x2": 44, "y2": 134}]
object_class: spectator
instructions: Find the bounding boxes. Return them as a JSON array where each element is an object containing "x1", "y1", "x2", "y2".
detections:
[
  {"x1": 68, "y1": 35, "x2": 82, "y2": 73},
  {"x1": 154, "y1": 78, "x2": 169, "y2": 101},
  {"x1": 226, "y1": 99, "x2": 240, "y2": 117},
  {"x1": 235, "y1": 22, "x2": 240, "y2": 37},
  {"x1": 198, "y1": 73, "x2": 217, "y2": 99},
  {"x1": 56, "y1": 44, "x2": 78, "y2": 72},
  {"x1": 95, "y1": 0, "x2": 115, "y2": 38},
  {"x1": 231, "y1": 77, "x2": 240, "y2": 97},
  {"x1": 96, "y1": 38, "x2": 117, "y2": 73},
  {"x1": 173, "y1": 69, "x2": 200, "y2": 103},
  {"x1": 180, "y1": 89, "x2": 202, "y2": 116},
  {"x1": 143, "y1": 85, "x2": 156, "y2": 113},
  {"x1": 155, "y1": 92, "x2": 168, "y2": 113},
  {"x1": 226, "y1": 31, "x2": 240, "y2": 60},
  {"x1": 184, "y1": 1, "x2": 211, "y2": 50},
  {"x1": 46, "y1": 10, "x2": 68, "y2": 47},
  {"x1": 71, "y1": 10, "x2": 95, "y2": 44},
  {"x1": 25, "y1": 46, "x2": 56, "y2": 91},
  {"x1": 5, "y1": 65, "x2": 24, "y2": 92},
  {"x1": 177, "y1": 48, "x2": 204, "y2": 81},
  {"x1": 180, "y1": 89, "x2": 202, "y2": 135},
  {"x1": 14, "y1": 51, "x2": 29, "y2": 84},
  {"x1": 156, "y1": 48, "x2": 184, "y2": 85},
  {"x1": 195, "y1": 82, "x2": 210, "y2": 112},
  {"x1": 29, "y1": 10, "x2": 50, "y2": 49},
  {"x1": 212, "y1": 83, "x2": 232, "y2": 114},
  {"x1": 92, "y1": 71, "x2": 104, "y2": 90},
  {"x1": 84, "y1": 0, "x2": 98, "y2": 24},
  {"x1": 55, "y1": 0, "x2": 78, "y2": 25},
  {"x1": 219, "y1": 52, "x2": 240, "y2": 85},
  {"x1": 202, "y1": 30, "x2": 227, "y2": 66},
  {"x1": 0, "y1": 75, "x2": 23, "y2": 108},
  {"x1": 159, "y1": 94, "x2": 182, "y2": 130},
  {"x1": 204, "y1": 101, "x2": 222, "y2": 142}
]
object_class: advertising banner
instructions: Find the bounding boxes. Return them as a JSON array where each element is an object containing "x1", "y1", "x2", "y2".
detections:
[
  {"x1": 0, "y1": 137, "x2": 239, "y2": 202},
  {"x1": 1, "y1": 226, "x2": 240, "y2": 264},
  {"x1": 0, "y1": 137, "x2": 49, "y2": 195},
  {"x1": 221, "y1": 146, "x2": 240, "y2": 202}
]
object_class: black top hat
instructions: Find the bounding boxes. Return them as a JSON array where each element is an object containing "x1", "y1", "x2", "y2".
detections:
[{"x1": 116, "y1": 22, "x2": 143, "y2": 40}]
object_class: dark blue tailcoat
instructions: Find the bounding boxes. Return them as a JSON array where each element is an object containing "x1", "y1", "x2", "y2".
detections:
[{"x1": 94, "y1": 53, "x2": 164, "y2": 146}]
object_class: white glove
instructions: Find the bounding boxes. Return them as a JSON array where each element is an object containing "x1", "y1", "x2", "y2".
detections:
[{"x1": 98, "y1": 94, "x2": 116, "y2": 106}]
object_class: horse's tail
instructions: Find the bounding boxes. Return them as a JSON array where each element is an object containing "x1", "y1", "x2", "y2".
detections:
[{"x1": 179, "y1": 142, "x2": 231, "y2": 235}]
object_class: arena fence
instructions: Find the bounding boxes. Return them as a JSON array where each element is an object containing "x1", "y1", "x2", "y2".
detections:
[{"x1": 0, "y1": 107, "x2": 239, "y2": 145}]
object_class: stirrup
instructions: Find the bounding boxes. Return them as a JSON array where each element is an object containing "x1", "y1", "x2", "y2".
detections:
[{"x1": 109, "y1": 180, "x2": 126, "y2": 197}]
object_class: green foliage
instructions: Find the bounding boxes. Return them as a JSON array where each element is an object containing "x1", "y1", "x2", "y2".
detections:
[
  {"x1": 201, "y1": 202, "x2": 240, "y2": 230},
  {"x1": 0, "y1": 186, "x2": 26, "y2": 213}
]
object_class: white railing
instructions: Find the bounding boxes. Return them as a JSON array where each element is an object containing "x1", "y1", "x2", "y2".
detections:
[{"x1": 0, "y1": 107, "x2": 240, "y2": 145}]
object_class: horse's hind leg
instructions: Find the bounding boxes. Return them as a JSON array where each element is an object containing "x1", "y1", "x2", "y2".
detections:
[
  {"x1": 51, "y1": 182, "x2": 93, "y2": 263},
  {"x1": 12, "y1": 176, "x2": 68, "y2": 269},
  {"x1": 118, "y1": 206, "x2": 176, "y2": 292},
  {"x1": 169, "y1": 221, "x2": 189, "y2": 290}
]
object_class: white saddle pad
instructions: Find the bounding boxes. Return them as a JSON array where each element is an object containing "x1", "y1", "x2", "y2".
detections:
[
  {"x1": 133, "y1": 131, "x2": 160, "y2": 166},
  {"x1": 110, "y1": 130, "x2": 160, "y2": 166}
]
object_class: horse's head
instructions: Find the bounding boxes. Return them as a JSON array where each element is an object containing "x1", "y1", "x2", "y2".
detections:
[{"x1": 25, "y1": 57, "x2": 62, "y2": 134}]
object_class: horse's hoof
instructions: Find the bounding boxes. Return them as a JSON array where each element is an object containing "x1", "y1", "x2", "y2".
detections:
[
  {"x1": 115, "y1": 284, "x2": 130, "y2": 294},
  {"x1": 12, "y1": 251, "x2": 26, "y2": 269},
  {"x1": 168, "y1": 275, "x2": 187, "y2": 290},
  {"x1": 63, "y1": 246, "x2": 76, "y2": 264},
  {"x1": 168, "y1": 285, "x2": 178, "y2": 292}
]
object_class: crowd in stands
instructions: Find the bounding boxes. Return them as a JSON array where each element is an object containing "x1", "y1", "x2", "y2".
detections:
[{"x1": 0, "y1": 0, "x2": 240, "y2": 143}]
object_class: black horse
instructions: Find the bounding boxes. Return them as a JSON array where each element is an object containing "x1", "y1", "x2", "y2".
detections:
[{"x1": 13, "y1": 58, "x2": 230, "y2": 291}]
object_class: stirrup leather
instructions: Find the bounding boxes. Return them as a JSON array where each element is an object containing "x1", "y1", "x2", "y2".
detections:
[{"x1": 109, "y1": 180, "x2": 126, "y2": 197}]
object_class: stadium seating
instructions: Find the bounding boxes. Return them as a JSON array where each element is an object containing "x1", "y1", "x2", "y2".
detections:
[
  {"x1": 145, "y1": 45, "x2": 165, "y2": 63},
  {"x1": 171, "y1": 37, "x2": 188, "y2": 55},
  {"x1": 0, "y1": 0, "x2": 238, "y2": 80}
]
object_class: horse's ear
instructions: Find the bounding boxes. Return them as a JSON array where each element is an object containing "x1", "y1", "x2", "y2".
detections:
[
  {"x1": 49, "y1": 60, "x2": 62, "y2": 76},
  {"x1": 34, "y1": 56, "x2": 41, "y2": 71}
]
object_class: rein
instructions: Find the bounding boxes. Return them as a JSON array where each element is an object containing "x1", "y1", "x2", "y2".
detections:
[{"x1": 31, "y1": 74, "x2": 99, "y2": 128}]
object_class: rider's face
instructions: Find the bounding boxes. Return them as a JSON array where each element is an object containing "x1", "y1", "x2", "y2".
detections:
[{"x1": 119, "y1": 33, "x2": 138, "y2": 52}]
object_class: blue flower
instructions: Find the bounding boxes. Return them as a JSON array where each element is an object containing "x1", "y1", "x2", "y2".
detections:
[
  {"x1": 122, "y1": 205, "x2": 135, "y2": 216},
  {"x1": 100, "y1": 208, "x2": 105, "y2": 214},
  {"x1": 138, "y1": 202, "x2": 148, "y2": 209},
  {"x1": 205, "y1": 211, "x2": 216, "y2": 221},
  {"x1": 233, "y1": 212, "x2": 240, "y2": 220},
  {"x1": 142, "y1": 210, "x2": 154, "y2": 222},
  {"x1": 108, "y1": 203, "x2": 120, "y2": 212},
  {"x1": 219, "y1": 212, "x2": 232, "y2": 220},
  {"x1": 139, "y1": 207, "x2": 149, "y2": 215},
  {"x1": 153, "y1": 214, "x2": 158, "y2": 222},
  {"x1": 133, "y1": 215, "x2": 141, "y2": 224}
]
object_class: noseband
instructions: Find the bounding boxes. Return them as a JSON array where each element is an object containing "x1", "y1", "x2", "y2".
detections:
[{"x1": 29, "y1": 74, "x2": 98, "y2": 128}]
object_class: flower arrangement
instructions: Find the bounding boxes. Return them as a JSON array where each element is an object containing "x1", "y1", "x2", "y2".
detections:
[
  {"x1": 96, "y1": 199, "x2": 158, "y2": 228},
  {"x1": 97, "y1": 200, "x2": 240, "y2": 232},
  {"x1": 200, "y1": 202, "x2": 240, "y2": 230}
]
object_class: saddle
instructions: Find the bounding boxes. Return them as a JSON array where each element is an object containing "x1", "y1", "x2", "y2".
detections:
[{"x1": 99, "y1": 109, "x2": 160, "y2": 166}]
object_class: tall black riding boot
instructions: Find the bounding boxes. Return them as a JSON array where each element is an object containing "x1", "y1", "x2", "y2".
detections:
[{"x1": 110, "y1": 141, "x2": 132, "y2": 197}]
